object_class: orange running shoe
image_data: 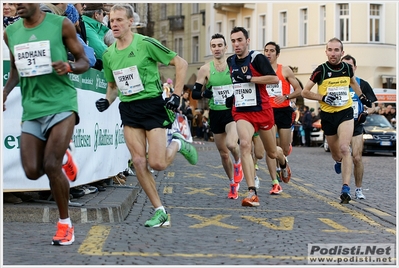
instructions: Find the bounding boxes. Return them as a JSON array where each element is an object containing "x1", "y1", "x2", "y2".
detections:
[
  {"x1": 228, "y1": 183, "x2": 239, "y2": 199},
  {"x1": 280, "y1": 158, "x2": 291, "y2": 183},
  {"x1": 52, "y1": 222, "x2": 75, "y2": 246},
  {"x1": 287, "y1": 143, "x2": 293, "y2": 156},
  {"x1": 270, "y1": 183, "x2": 283, "y2": 195},
  {"x1": 63, "y1": 149, "x2": 78, "y2": 182},
  {"x1": 241, "y1": 191, "x2": 260, "y2": 207},
  {"x1": 233, "y1": 162, "x2": 243, "y2": 183}
]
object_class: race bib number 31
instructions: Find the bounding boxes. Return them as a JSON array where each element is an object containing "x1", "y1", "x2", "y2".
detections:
[{"x1": 14, "y1": 41, "x2": 52, "y2": 77}]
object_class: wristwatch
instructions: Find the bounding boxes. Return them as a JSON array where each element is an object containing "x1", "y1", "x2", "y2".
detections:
[
  {"x1": 68, "y1": 62, "x2": 76, "y2": 73},
  {"x1": 285, "y1": 95, "x2": 290, "y2": 100}
]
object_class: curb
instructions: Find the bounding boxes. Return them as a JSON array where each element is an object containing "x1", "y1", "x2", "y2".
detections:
[{"x1": 3, "y1": 176, "x2": 141, "y2": 224}]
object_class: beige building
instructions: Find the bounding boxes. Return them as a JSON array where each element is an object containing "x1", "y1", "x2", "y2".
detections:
[{"x1": 147, "y1": 3, "x2": 397, "y2": 108}]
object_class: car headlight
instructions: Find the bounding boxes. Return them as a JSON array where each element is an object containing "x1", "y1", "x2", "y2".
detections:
[{"x1": 363, "y1": 134, "x2": 374, "y2": 140}]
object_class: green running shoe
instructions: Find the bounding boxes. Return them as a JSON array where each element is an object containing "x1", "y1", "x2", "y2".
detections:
[
  {"x1": 144, "y1": 210, "x2": 170, "y2": 227},
  {"x1": 172, "y1": 133, "x2": 198, "y2": 165}
]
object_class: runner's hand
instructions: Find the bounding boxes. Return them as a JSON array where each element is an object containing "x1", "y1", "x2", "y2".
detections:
[
  {"x1": 96, "y1": 98, "x2": 110, "y2": 112},
  {"x1": 233, "y1": 73, "x2": 252, "y2": 83},
  {"x1": 225, "y1": 94, "x2": 234, "y2": 108},
  {"x1": 166, "y1": 93, "x2": 180, "y2": 112},
  {"x1": 322, "y1": 94, "x2": 336, "y2": 106},
  {"x1": 357, "y1": 111, "x2": 368, "y2": 124},
  {"x1": 359, "y1": 94, "x2": 372, "y2": 108},
  {"x1": 202, "y1": 88, "x2": 213, "y2": 99}
]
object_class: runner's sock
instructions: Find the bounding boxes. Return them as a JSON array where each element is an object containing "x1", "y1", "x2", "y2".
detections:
[
  {"x1": 272, "y1": 179, "x2": 279, "y2": 185},
  {"x1": 155, "y1": 206, "x2": 166, "y2": 214},
  {"x1": 59, "y1": 217, "x2": 72, "y2": 227}
]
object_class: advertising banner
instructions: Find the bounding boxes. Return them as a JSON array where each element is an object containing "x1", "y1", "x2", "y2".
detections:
[{"x1": 2, "y1": 60, "x2": 131, "y2": 192}]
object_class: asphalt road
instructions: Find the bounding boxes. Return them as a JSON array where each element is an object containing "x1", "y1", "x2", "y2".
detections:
[{"x1": 3, "y1": 142, "x2": 396, "y2": 266}]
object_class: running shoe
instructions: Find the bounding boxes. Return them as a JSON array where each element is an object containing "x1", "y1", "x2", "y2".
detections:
[
  {"x1": 334, "y1": 161, "x2": 342, "y2": 174},
  {"x1": 270, "y1": 183, "x2": 282, "y2": 195},
  {"x1": 145, "y1": 209, "x2": 170, "y2": 227},
  {"x1": 52, "y1": 222, "x2": 75, "y2": 246},
  {"x1": 340, "y1": 185, "x2": 352, "y2": 204},
  {"x1": 254, "y1": 163, "x2": 259, "y2": 170},
  {"x1": 233, "y1": 162, "x2": 244, "y2": 183},
  {"x1": 241, "y1": 191, "x2": 260, "y2": 207},
  {"x1": 280, "y1": 158, "x2": 291, "y2": 183},
  {"x1": 172, "y1": 133, "x2": 198, "y2": 165},
  {"x1": 254, "y1": 176, "x2": 260, "y2": 189},
  {"x1": 276, "y1": 169, "x2": 282, "y2": 183},
  {"x1": 355, "y1": 188, "x2": 366, "y2": 200},
  {"x1": 62, "y1": 142, "x2": 78, "y2": 182},
  {"x1": 287, "y1": 143, "x2": 293, "y2": 156},
  {"x1": 228, "y1": 183, "x2": 239, "y2": 199}
]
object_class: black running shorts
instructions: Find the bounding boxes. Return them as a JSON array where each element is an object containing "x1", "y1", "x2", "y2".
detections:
[
  {"x1": 273, "y1": 106, "x2": 295, "y2": 129},
  {"x1": 320, "y1": 107, "x2": 354, "y2": 136},
  {"x1": 209, "y1": 109, "x2": 235, "y2": 134},
  {"x1": 119, "y1": 95, "x2": 175, "y2": 130}
]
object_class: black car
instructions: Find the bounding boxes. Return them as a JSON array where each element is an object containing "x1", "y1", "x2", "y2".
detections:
[
  {"x1": 362, "y1": 114, "x2": 396, "y2": 155},
  {"x1": 323, "y1": 114, "x2": 396, "y2": 156}
]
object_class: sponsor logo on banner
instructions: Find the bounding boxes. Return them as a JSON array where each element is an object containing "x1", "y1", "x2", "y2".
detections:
[
  {"x1": 94, "y1": 123, "x2": 114, "y2": 152},
  {"x1": 73, "y1": 128, "x2": 91, "y2": 148},
  {"x1": 114, "y1": 124, "x2": 126, "y2": 149},
  {"x1": 96, "y1": 74, "x2": 108, "y2": 90},
  {"x1": 4, "y1": 134, "x2": 21, "y2": 149}
]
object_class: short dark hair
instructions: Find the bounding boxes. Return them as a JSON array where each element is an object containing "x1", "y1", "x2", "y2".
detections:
[
  {"x1": 341, "y1": 54, "x2": 357, "y2": 67},
  {"x1": 211, "y1": 33, "x2": 226, "y2": 46},
  {"x1": 230, "y1": 26, "x2": 249, "y2": 39},
  {"x1": 327, "y1": 37, "x2": 343, "y2": 51},
  {"x1": 264, "y1": 41, "x2": 280, "y2": 55}
]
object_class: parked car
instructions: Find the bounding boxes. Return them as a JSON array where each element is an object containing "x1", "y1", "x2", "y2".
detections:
[{"x1": 323, "y1": 114, "x2": 396, "y2": 156}]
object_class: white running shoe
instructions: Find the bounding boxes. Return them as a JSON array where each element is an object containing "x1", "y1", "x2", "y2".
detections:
[{"x1": 355, "y1": 188, "x2": 366, "y2": 199}]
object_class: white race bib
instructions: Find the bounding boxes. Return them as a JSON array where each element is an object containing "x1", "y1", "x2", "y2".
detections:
[
  {"x1": 266, "y1": 80, "x2": 282, "y2": 97},
  {"x1": 233, "y1": 82, "x2": 257, "y2": 107},
  {"x1": 113, "y1": 66, "x2": 144, "y2": 95},
  {"x1": 212, "y1": 85, "x2": 233, "y2": 105},
  {"x1": 326, "y1": 86, "x2": 349, "y2": 106},
  {"x1": 352, "y1": 100, "x2": 359, "y2": 118},
  {"x1": 14, "y1": 41, "x2": 52, "y2": 77}
]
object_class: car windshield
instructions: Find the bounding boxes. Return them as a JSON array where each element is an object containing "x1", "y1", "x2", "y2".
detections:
[{"x1": 365, "y1": 115, "x2": 392, "y2": 128}]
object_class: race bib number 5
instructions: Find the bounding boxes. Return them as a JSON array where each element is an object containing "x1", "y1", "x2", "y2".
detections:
[{"x1": 233, "y1": 82, "x2": 257, "y2": 107}]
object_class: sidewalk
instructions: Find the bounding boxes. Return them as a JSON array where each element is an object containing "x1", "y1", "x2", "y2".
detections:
[{"x1": 3, "y1": 174, "x2": 143, "y2": 224}]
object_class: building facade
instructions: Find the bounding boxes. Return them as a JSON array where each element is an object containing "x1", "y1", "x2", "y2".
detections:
[{"x1": 147, "y1": 3, "x2": 397, "y2": 108}]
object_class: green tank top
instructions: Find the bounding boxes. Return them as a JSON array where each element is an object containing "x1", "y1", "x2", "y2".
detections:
[
  {"x1": 102, "y1": 33, "x2": 177, "y2": 102},
  {"x1": 6, "y1": 13, "x2": 78, "y2": 122},
  {"x1": 206, "y1": 61, "x2": 232, "y2": 111}
]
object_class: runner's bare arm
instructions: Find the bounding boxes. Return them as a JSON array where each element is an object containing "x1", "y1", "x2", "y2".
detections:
[
  {"x1": 3, "y1": 31, "x2": 19, "y2": 110},
  {"x1": 105, "y1": 82, "x2": 119, "y2": 105},
  {"x1": 283, "y1": 65, "x2": 302, "y2": 99},
  {"x1": 250, "y1": 75, "x2": 279, "y2": 85},
  {"x1": 301, "y1": 80, "x2": 323, "y2": 101},
  {"x1": 168, "y1": 55, "x2": 188, "y2": 97},
  {"x1": 54, "y1": 17, "x2": 89, "y2": 74}
]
